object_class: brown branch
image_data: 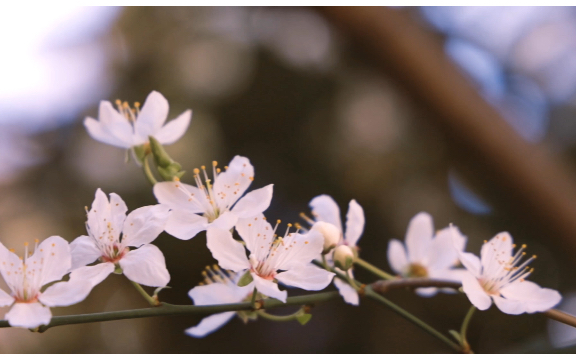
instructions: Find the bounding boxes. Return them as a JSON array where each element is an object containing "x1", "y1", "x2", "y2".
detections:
[{"x1": 370, "y1": 277, "x2": 576, "y2": 328}]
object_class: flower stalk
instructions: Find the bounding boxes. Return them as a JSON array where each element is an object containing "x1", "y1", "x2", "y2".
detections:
[
  {"x1": 354, "y1": 257, "x2": 395, "y2": 280},
  {"x1": 131, "y1": 281, "x2": 160, "y2": 307}
]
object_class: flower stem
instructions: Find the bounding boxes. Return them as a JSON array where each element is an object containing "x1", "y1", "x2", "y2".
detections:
[
  {"x1": 459, "y1": 305, "x2": 476, "y2": 353},
  {"x1": 251, "y1": 289, "x2": 258, "y2": 309},
  {"x1": 354, "y1": 257, "x2": 395, "y2": 280},
  {"x1": 257, "y1": 308, "x2": 304, "y2": 322},
  {"x1": 364, "y1": 286, "x2": 462, "y2": 353},
  {"x1": 143, "y1": 154, "x2": 158, "y2": 185},
  {"x1": 131, "y1": 281, "x2": 159, "y2": 306}
]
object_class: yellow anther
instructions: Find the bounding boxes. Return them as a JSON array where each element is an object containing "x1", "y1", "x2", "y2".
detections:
[
  {"x1": 224, "y1": 166, "x2": 229, "y2": 170},
  {"x1": 212, "y1": 264, "x2": 220, "y2": 271},
  {"x1": 24, "y1": 242, "x2": 29, "y2": 247},
  {"x1": 34, "y1": 239, "x2": 39, "y2": 243},
  {"x1": 249, "y1": 177, "x2": 254, "y2": 181},
  {"x1": 201, "y1": 165, "x2": 206, "y2": 170},
  {"x1": 532, "y1": 255, "x2": 537, "y2": 259},
  {"x1": 522, "y1": 252, "x2": 526, "y2": 256},
  {"x1": 287, "y1": 223, "x2": 293, "y2": 227},
  {"x1": 19, "y1": 257, "x2": 23, "y2": 260},
  {"x1": 9, "y1": 249, "x2": 14, "y2": 253},
  {"x1": 217, "y1": 168, "x2": 221, "y2": 173},
  {"x1": 483, "y1": 240, "x2": 487, "y2": 243},
  {"x1": 201, "y1": 271, "x2": 208, "y2": 277},
  {"x1": 198, "y1": 281, "x2": 204, "y2": 286},
  {"x1": 276, "y1": 219, "x2": 281, "y2": 224},
  {"x1": 194, "y1": 168, "x2": 200, "y2": 174},
  {"x1": 115, "y1": 99, "x2": 122, "y2": 106},
  {"x1": 212, "y1": 161, "x2": 218, "y2": 166},
  {"x1": 134, "y1": 101, "x2": 140, "y2": 108},
  {"x1": 122, "y1": 101, "x2": 129, "y2": 108},
  {"x1": 294, "y1": 223, "x2": 302, "y2": 229},
  {"x1": 173, "y1": 176, "x2": 180, "y2": 182},
  {"x1": 205, "y1": 265, "x2": 211, "y2": 270},
  {"x1": 521, "y1": 244, "x2": 527, "y2": 248}
]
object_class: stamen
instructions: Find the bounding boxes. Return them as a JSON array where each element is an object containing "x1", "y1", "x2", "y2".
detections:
[{"x1": 299, "y1": 212, "x2": 315, "y2": 226}]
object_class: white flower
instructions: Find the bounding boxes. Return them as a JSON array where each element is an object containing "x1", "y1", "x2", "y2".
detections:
[
  {"x1": 387, "y1": 212, "x2": 467, "y2": 297},
  {"x1": 0, "y1": 237, "x2": 95, "y2": 328},
  {"x1": 206, "y1": 215, "x2": 335, "y2": 303},
  {"x1": 305, "y1": 195, "x2": 365, "y2": 306},
  {"x1": 70, "y1": 189, "x2": 171, "y2": 288},
  {"x1": 186, "y1": 267, "x2": 255, "y2": 338},
  {"x1": 458, "y1": 232, "x2": 561, "y2": 315},
  {"x1": 84, "y1": 90, "x2": 192, "y2": 149},
  {"x1": 154, "y1": 156, "x2": 273, "y2": 240}
]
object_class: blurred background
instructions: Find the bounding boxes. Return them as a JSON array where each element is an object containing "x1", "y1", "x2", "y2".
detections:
[{"x1": 1, "y1": 5, "x2": 576, "y2": 354}]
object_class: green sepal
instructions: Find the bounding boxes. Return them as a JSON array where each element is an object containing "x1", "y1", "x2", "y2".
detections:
[
  {"x1": 114, "y1": 264, "x2": 123, "y2": 274},
  {"x1": 237, "y1": 310, "x2": 258, "y2": 324},
  {"x1": 132, "y1": 144, "x2": 147, "y2": 164},
  {"x1": 157, "y1": 164, "x2": 185, "y2": 181},
  {"x1": 149, "y1": 136, "x2": 174, "y2": 168},
  {"x1": 296, "y1": 313, "x2": 312, "y2": 325},
  {"x1": 237, "y1": 272, "x2": 254, "y2": 287}
]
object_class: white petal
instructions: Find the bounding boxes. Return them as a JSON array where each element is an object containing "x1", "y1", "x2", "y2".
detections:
[
  {"x1": 95, "y1": 101, "x2": 137, "y2": 146},
  {"x1": 135, "y1": 91, "x2": 169, "y2": 138},
  {"x1": 121, "y1": 204, "x2": 170, "y2": 248},
  {"x1": 457, "y1": 251, "x2": 482, "y2": 278},
  {"x1": 206, "y1": 228, "x2": 250, "y2": 272},
  {"x1": 154, "y1": 110, "x2": 192, "y2": 145},
  {"x1": 109, "y1": 193, "x2": 128, "y2": 229},
  {"x1": 209, "y1": 211, "x2": 238, "y2": 230},
  {"x1": 70, "y1": 235, "x2": 101, "y2": 270},
  {"x1": 84, "y1": 117, "x2": 130, "y2": 148},
  {"x1": 212, "y1": 156, "x2": 254, "y2": 211},
  {"x1": 275, "y1": 264, "x2": 335, "y2": 291},
  {"x1": 235, "y1": 215, "x2": 273, "y2": 259},
  {"x1": 252, "y1": 274, "x2": 287, "y2": 303},
  {"x1": 231, "y1": 185, "x2": 273, "y2": 219},
  {"x1": 5, "y1": 302, "x2": 51, "y2": 328},
  {"x1": 188, "y1": 282, "x2": 253, "y2": 306},
  {"x1": 153, "y1": 181, "x2": 208, "y2": 214},
  {"x1": 405, "y1": 212, "x2": 434, "y2": 264},
  {"x1": 500, "y1": 280, "x2": 562, "y2": 313},
  {"x1": 38, "y1": 278, "x2": 94, "y2": 307},
  {"x1": 87, "y1": 189, "x2": 122, "y2": 244},
  {"x1": 461, "y1": 271, "x2": 492, "y2": 311},
  {"x1": 387, "y1": 239, "x2": 409, "y2": 275},
  {"x1": 119, "y1": 244, "x2": 170, "y2": 287},
  {"x1": 70, "y1": 262, "x2": 115, "y2": 287},
  {"x1": 492, "y1": 295, "x2": 524, "y2": 315},
  {"x1": 27, "y1": 236, "x2": 72, "y2": 287},
  {"x1": 344, "y1": 200, "x2": 364, "y2": 247},
  {"x1": 185, "y1": 312, "x2": 236, "y2": 338},
  {"x1": 480, "y1": 232, "x2": 513, "y2": 276},
  {"x1": 0, "y1": 240, "x2": 24, "y2": 291},
  {"x1": 427, "y1": 225, "x2": 467, "y2": 270},
  {"x1": 309, "y1": 195, "x2": 342, "y2": 233},
  {"x1": 333, "y1": 278, "x2": 359, "y2": 305},
  {"x1": 275, "y1": 230, "x2": 324, "y2": 270},
  {"x1": 164, "y1": 209, "x2": 209, "y2": 240},
  {"x1": 0, "y1": 288, "x2": 14, "y2": 307}
]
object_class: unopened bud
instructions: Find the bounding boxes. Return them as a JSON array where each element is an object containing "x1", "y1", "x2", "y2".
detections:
[
  {"x1": 311, "y1": 221, "x2": 341, "y2": 253},
  {"x1": 333, "y1": 245, "x2": 355, "y2": 271}
]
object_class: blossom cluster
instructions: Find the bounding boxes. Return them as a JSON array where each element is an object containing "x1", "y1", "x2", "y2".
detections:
[{"x1": 0, "y1": 91, "x2": 562, "y2": 343}]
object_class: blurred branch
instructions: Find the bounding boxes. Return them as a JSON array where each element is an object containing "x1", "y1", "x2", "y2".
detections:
[{"x1": 316, "y1": 7, "x2": 576, "y2": 258}]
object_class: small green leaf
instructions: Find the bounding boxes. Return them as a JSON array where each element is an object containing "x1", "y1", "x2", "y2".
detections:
[
  {"x1": 149, "y1": 136, "x2": 175, "y2": 168},
  {"x1": 237, "y1": 272, "x2": 254, "y2": 287},
  {"x1": 296, "y1": 313, "x2": 312, "y2": 325}
]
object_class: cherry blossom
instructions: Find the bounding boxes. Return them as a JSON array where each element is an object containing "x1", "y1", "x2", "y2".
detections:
[
  {"x1": 186, "y1": 266, "x2": 254, "y2": 338},
  {"x1": 302, "y1": 195, "x2": 365, "y2": 306},
  {"x1": 84, "y1": 90, "x2": 192, "y2": 149},
  {"x1": 387, "y1": 212, "x2": 467, "y2": 297},
  {"x1": 70, "y1": 189, "x2": 171, "y2": 288},
  {"x1": 459, "y1": 232, "x2": 561, "y2": 315},
  {"x1": 154, "y1": 156, "x2": 273, "y2": 240},
  {"x1": 0, "y1": 237, "x2": 94, "y2": 328},
  {"x1": 206, "y1": 215, "x2": 334, "y2": 303}
]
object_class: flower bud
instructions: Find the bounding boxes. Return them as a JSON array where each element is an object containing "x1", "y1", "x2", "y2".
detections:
[
  {"x1": 333, "y1": 245, "x2": 355, "y2": 271},
  {"x1": 311, "y1": 221, "x2": 341, "y2": 253}
]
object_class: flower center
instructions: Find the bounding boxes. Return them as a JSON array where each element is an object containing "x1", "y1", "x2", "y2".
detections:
[
  {"x1": 101, "y1": 245, "x2": 128, "y2": 264},
  {"x1": 481, "y1": 240, "x2": 537, "y2": 293},
  {"x1": 115, "y1": 99, "x2": 140, "y2": 122},
  {"x1": 405, "y1": 263, "x2": 428, "y2": 278}
]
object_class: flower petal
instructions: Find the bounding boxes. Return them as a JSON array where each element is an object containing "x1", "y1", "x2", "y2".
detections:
[
  {"x1": 231, "y1": 185, "x2": 273, "y2": 219},
  {"x1": 87, "y1": 189, "x2": 123, "y2": 244},
  {"x1": 252, "y1": 274, "x2": 287, "y2": 303},
  {"x1": 387, "y1": 239, "x2": 409, "y2": 275},
  {"x1": 27, "y1": 236, "x2": 72, "y2": 287},
  {"x1": 480, "y1": 232, "x2": 513, "y2": 276},
  {"x1": 121, "y1": 204, "x2": 170, "y2": 248},
  {"x1": 119, "y1": 244, "x2": 170, "y2": 287},
  {"x1": 209, "y1": 211, "x2": 238, "y2": 231},
  {"x1": 134, "y1": 91, "x2": 169, "y2": 138},
  {"x1": 5, "y1": 302, "x2": 51, "y2": 329},
  {"x1": 344, "y1": 200, "x2": 364, "y2": 246},
  {"x1": 0, "y1": 288, "x2": 14, "y2": 307},
  {"x1": 333, "y1": 278, "x2": 359, "y2": 305},
  {"x1": 38, "y1": 277, "x2": 94, "y2": 307},
  {"x1": 84, "y1": 117, "x2": 130, "y2": 148},
  {"x1": 185, "y1": 312, "x2": 236, "y2": 338},
  {"x1": 206, "y1": 228, "x2": 250, "y2": 272},
  {"x1": 93, "y1": 101, "x2": 136, "y2": 146},
  {"x1": 213, "y1": 156, "x2": 254, "y2": 211},
  {"x1": 153, "y1": 181, "x2": 208, "y2": 214},
  {"x1": 427, "y1": 225, "x2": 467, "y2": 270},
  {"x1": 235, "y1": 215, "x2": 273, "y2": 258},
  {"x1": 275, "y1": 264, "x2": 335, "y2": 291},
  {"x1": 461, "y1": 271, "x2": 492, "y2": 311},
  {"x1": 70, "y1": 235, "x2": 101, "y2": 270},
  {"x1": 164, "y1": 209, "x2": 209, "y2": 240},
  {"x1": 154, "y1": 110, "x2": 192, "y2": 145},
  {"x1": 309, "y1": 195, "x2": 342, "y2": 233},
  {"x1": 189, "y1": 281, "x2": 253, "y2": 306},
  {"x1": 500, "y1": 280, "x2": 562, "y2": 313},
  {"x1": 70, "y1": 262, "x2": 115, "y2": 287},
  {"x1": 457, "y1": 251, "x2": 482, "y2": 278},
  {"x1": 275, "y1": 230, "x2": 324, "y2": 270},
  {"x1": 405, "y1": 212, "x2": 434, "y2": 264},
  {"x1": 0, "y1": 241, "x2": 24, "y2": 291}
]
